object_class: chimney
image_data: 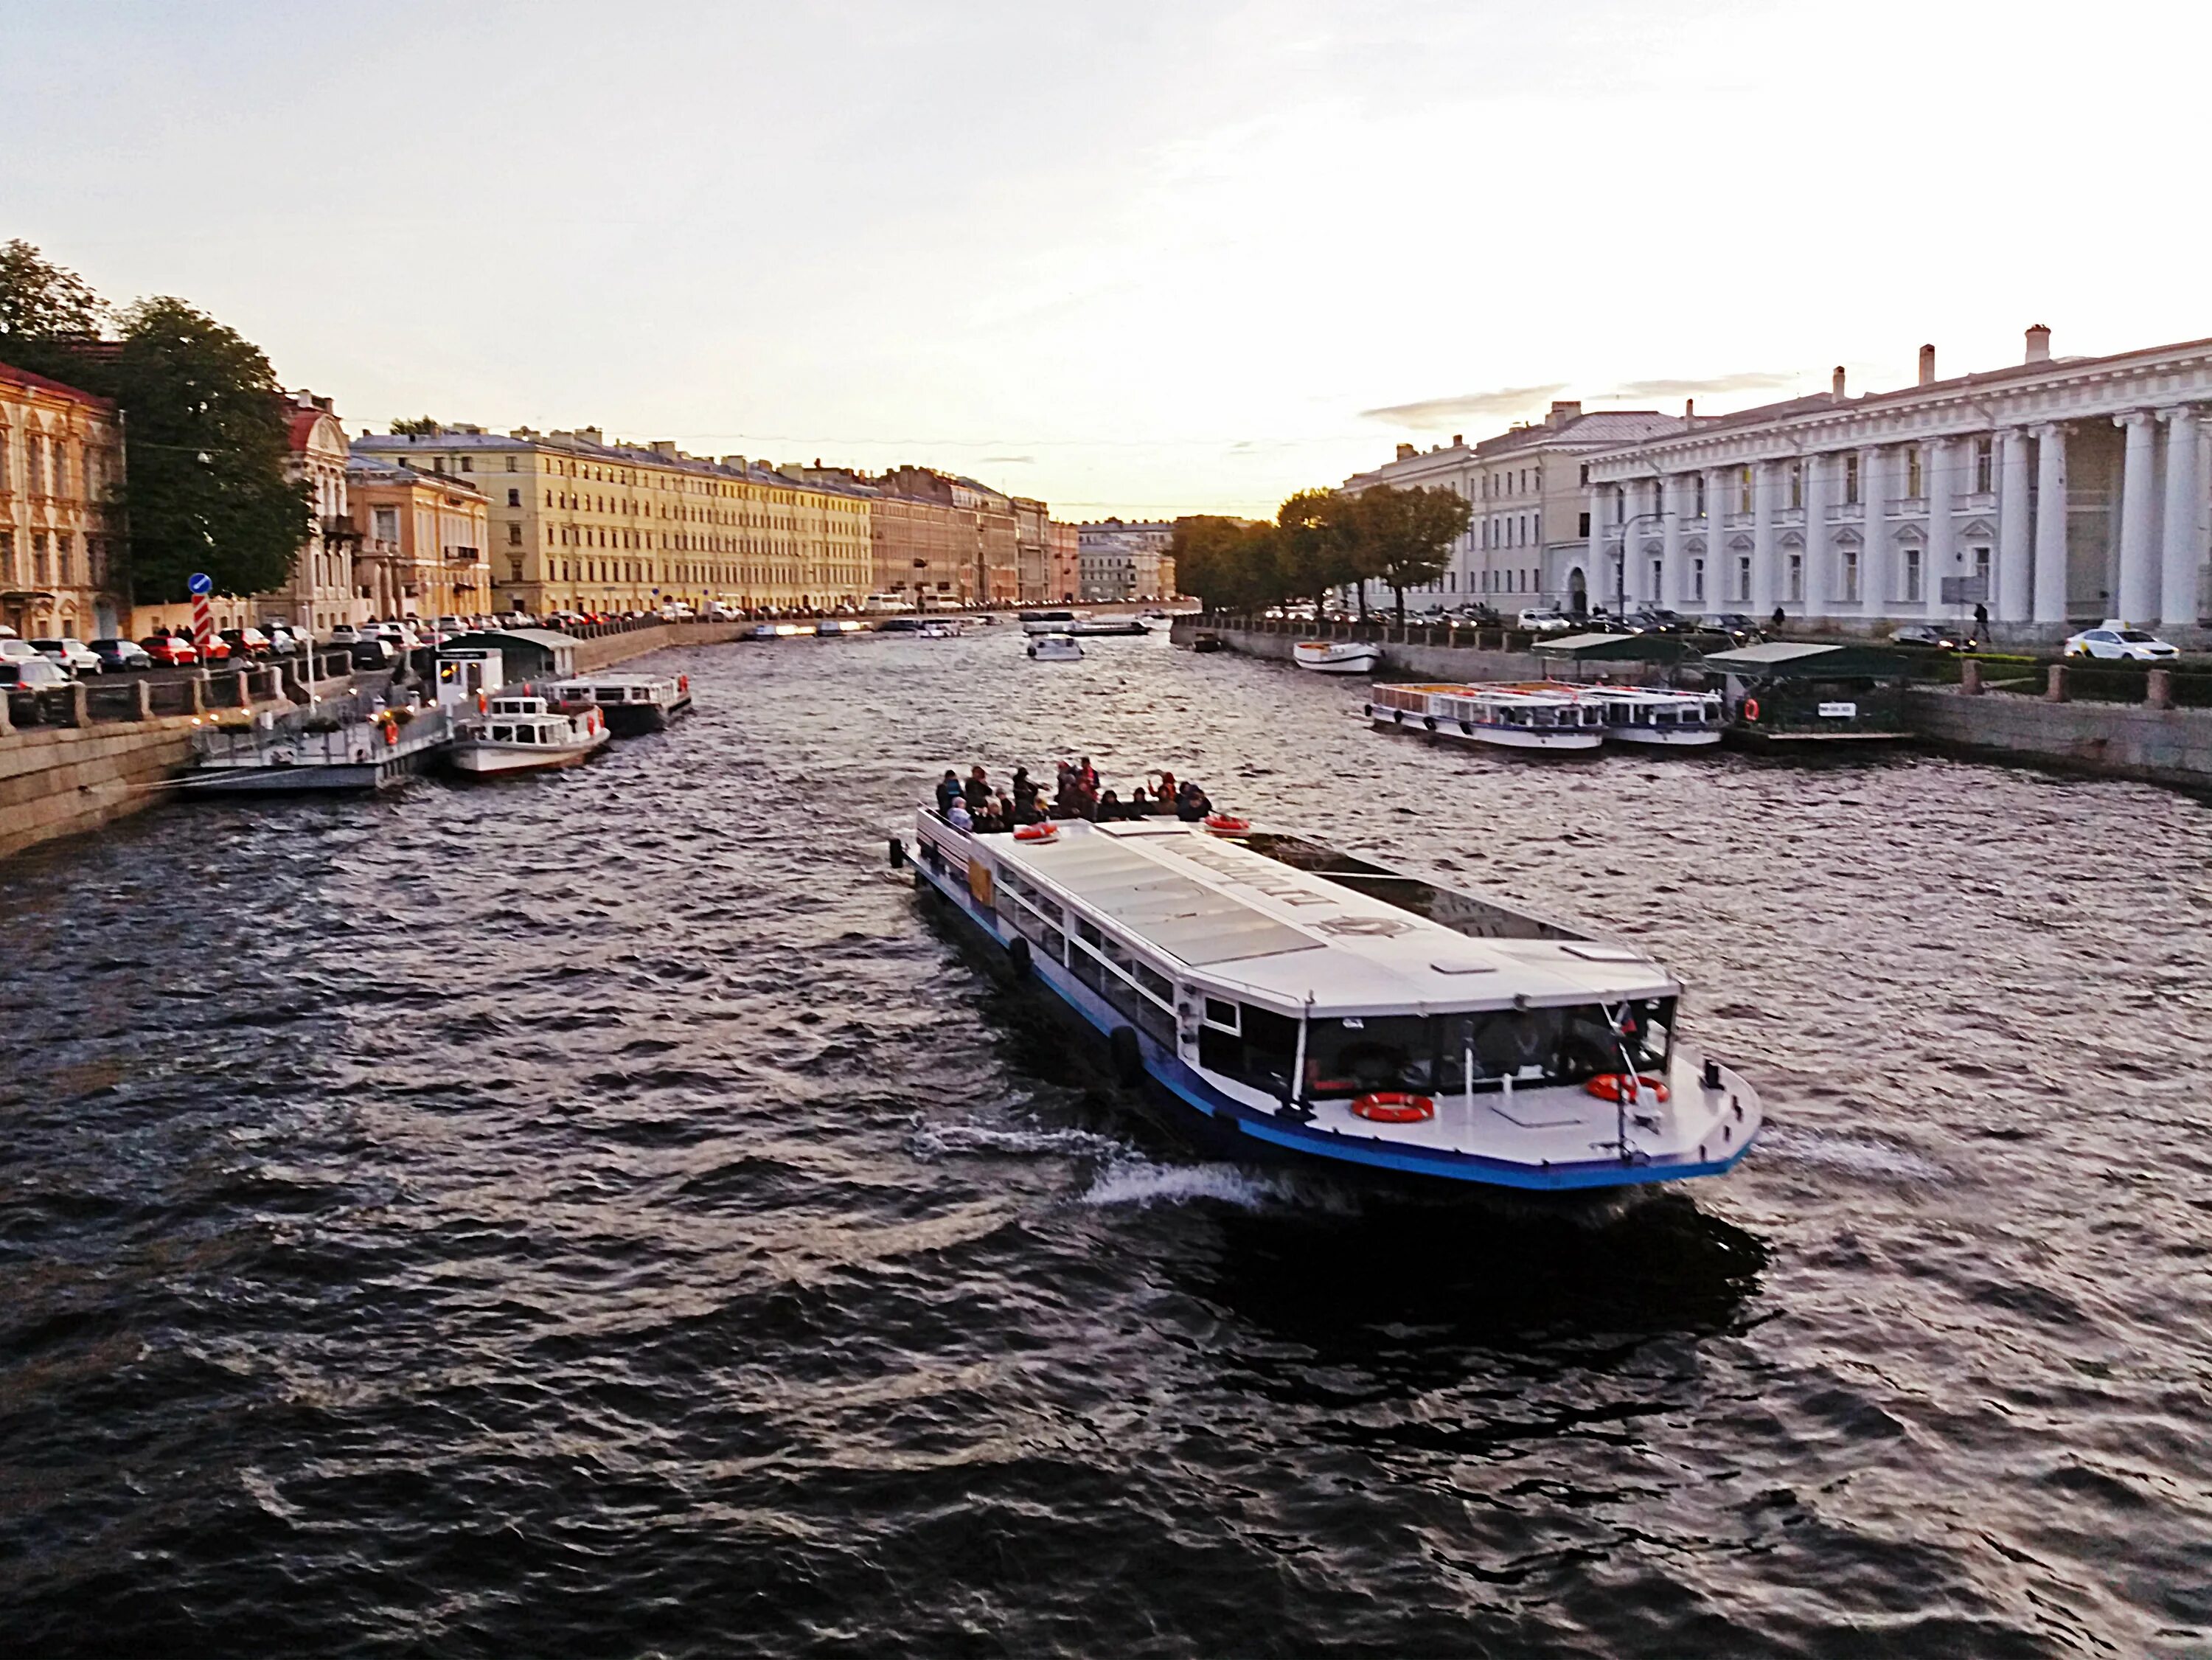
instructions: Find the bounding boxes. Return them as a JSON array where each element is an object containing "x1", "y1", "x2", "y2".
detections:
[
  {"x1": 1450, "y1": 433, "x2": 1463, "y2": 448},
  {"x1": 651, "y1": 440, "x2": 680, "y2": 459},
  {"x1": 2025, "y1": 324, "x2": 2051, "y2": 364},
  {"x1": 1396, "y1": 442, "x2": 1417, "y2": 460},
  {"x1": 1917, "y1": 344, "x2": 1936, "y2": 386},
  {"x1": 1683, "y1": 398, "x2": 1695, "y2": 419},
  {"x1": 1832, "y1": 365, "x2": 1847, "y2": 397},
  {"x1": 1547, "y1": 399, "x2": 1582, "y2": 428}
]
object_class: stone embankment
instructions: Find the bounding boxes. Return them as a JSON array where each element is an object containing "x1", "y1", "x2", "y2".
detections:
[{"x1": 1171, "y1": 616, "x2": 2212, "y2": 791}]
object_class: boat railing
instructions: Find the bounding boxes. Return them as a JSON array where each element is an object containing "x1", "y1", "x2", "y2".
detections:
[{"x1": 193, "y1": 699, "x2": 452, "y2": 765}]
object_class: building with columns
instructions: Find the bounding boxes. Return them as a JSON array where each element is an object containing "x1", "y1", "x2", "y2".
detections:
[
  {"x1": 1341, "y1": 403, "x2": 1686, "y2": 614},
  {"x1": 0, "y1": 360, "x2": 126, "y2": 641},
  {"x1": 345, "y1": 456, "x2": 490, "y2": 622},
  {"x1": 1585, "y1": 328, "x2": 2212, "y2": 636}
]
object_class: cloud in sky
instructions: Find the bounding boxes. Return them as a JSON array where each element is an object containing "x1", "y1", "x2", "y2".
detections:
[
  {"x1": 1360, "y1": 385, "x2": 1568, "y2": 428},
  {"x1": 979, "y1": 454, "x2": 1036, "y2": 465},
  {"x1": 1607, "y1": 372, "x2": 1800, "y2": 399}
]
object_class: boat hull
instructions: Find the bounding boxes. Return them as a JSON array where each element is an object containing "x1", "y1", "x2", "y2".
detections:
[
  {"x1": 1295, "y1": 643, "x2": 1382, "y2": 674},
  {"x1": 1607, "y1": 726, "x2": 1724, "y2": 747},
  {"x1": 448, "y1": 729, "x2": 609, "y2": 774},
  {"x1": 908, "y1": 844, "x2": 1756, "y2": 1192},
  {"x1": 1368, "y1": 710, "x2": 1604, "y2": 751}
]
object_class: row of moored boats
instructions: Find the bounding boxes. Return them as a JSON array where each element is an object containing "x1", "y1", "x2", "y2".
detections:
[{"x1": 1366, "y1": 681, "x2": 1723, "y2": 751}]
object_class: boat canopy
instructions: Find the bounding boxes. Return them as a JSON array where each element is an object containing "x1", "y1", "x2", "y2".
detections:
[
  {"x1": 1536, "y1": 631, "x2": 1698, "y2": 663},
  {"x1": 1701, "y1": 641, "x2": 1907, "y2": 679}
]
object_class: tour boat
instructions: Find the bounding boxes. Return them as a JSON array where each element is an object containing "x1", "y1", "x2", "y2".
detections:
[
  {"x1": 1028, "y1": 633, "x2": 1085, "y2": 661},
  {"x1": 449, "y1": 693, "x2": 610, "y2": 775},
  {"x1": 1019, "y1": 610, "x2": 1078, "y2": 636},
  {"x1": 1582, "y1": 686, "x2": 1725, "y2": 746},
  {"x1": 548, "y1": 673, "x2": 693, "y2": 735},
  {"x1": 1065, "y1": 617, "x2": 1150, "y2": 637},
  {"x1": 1294, "y1": 640, "x2": 1383, "y2": 674},
  {"x1": 182, "y1": 695, "x2": 453, "y2": 793},
  {"x1": 1366, "y1": 683, "x2": 1605, "y2": 751},
  {"x1": 900, "y1": 811, "x2": 1760, "y2": 1192}
]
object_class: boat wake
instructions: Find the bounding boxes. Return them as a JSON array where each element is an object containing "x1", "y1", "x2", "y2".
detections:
[
  {"x1": 1760, "y1": 1125, "x2": 1947, "y2": 1182},
  {"x1": 1078, "y1": 1156, "x2": 1366, "y2": 1213},
  {"x1": 909, "y1": 1116, "x2": 1130, "y2": 1162}
]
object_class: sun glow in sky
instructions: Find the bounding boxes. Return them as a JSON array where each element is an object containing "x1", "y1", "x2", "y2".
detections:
[{"x1": 5, "y1": 0, "x2": 2208, "y2": 518}]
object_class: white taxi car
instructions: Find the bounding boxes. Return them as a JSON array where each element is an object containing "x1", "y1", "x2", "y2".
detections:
[{"x1": 2062, "y1": 622, "x2": 2180, "y2": 661}]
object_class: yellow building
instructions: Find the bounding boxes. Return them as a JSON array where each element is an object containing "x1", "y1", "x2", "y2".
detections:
[
  {"x1": 0, "y1": 359, "x2": 126, "y2": 641},
  {"x1": 346, "y1": 457, "x2": 491, "y2": 622},
  {"x1": 350, "y1": 426, "x2": 872, "y2": 615}
]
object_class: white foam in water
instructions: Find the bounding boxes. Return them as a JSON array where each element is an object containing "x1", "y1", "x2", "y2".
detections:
[
  {"x1": 1079, "y1": 1158, "x2": 1301, "y2": 1210},
  {"x1": 911, "y1": 1117, "x2": 1130, "y2": 1162},
  {"x1": 1762, "y1": 1125, "x2": 1947, "y2": 1182}
]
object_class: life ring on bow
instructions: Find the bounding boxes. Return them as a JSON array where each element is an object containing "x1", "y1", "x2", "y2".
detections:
[
  {"x1": 1585, "y1": 1073, "x2": 1669, "y2": 1103},
  {"x1": 1742, "y1": 697, "x2": 1760, "y2": 722},
  {"x1": 476, "y1": 691, "x2": 487, "y2": 714},
  {"x1": 678, "y1": 673, "x2": 689, "y2": 692},
  {"x1": 383, "y1": 721, "x2": 399, "y2": 746},
  {"x1": 1014, "y1": 822, "x2": 1057, "y2": 843},
  {"x1": 1203, "y1": 813, "x2": 1251, "y2": 834},
  {"x1": 1351, "y1": 1091, "x2": 1435, "y2": 1123}
]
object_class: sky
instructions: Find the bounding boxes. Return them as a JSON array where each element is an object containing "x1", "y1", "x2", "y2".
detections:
[{"x1": 4, "y1": 0, "x2": 2210, "y2": 520}]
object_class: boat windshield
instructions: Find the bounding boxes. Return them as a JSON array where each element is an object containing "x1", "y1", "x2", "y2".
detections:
[{"x1": 1302, "y1": 999, "x2": 1674, "y2": 1098}]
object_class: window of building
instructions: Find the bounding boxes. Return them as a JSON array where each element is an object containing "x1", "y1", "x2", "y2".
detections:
[
  {"x1": 1579, "y1": 463, "x2": 1590, "y2": 486},
  {"x1": 1694, "y1": 476, "x2": 1707, "y2": 516},
  {"x1": 1736, "y1": 554, "x2": 1752, "y2": 602},
  {"x1": 1787, "y1": 553, "x2": 1803, "y2": 601},
  {"x1": 1649, "y1": 556, "x2": 1663, "y2": 595},
  {"x1": 460, "y1": 456, "x2": 473, "y2": 473},
  {"x1": 507, "y1": 523, "x2": 523, "y2": 546},
  {"x1": 1738, "y1": 467, "x2": 1753, "y2": 514},
  {"x1": 1578, "y1": 511, "x2": 1590, "y2": 538},
  {"x1": 1841, "y1": 546, "x2": 1860, "y2": 602},
  {"x1": 1788, "y1": 461, "x2": 1804, "y2": 510},
  {"x1": 1691, "y1": 558, "x2": 1705, "y2": 602},
  {"x1": 1905, "y1": 448, "x2": 1923, "y2": 498},
  {"x1": 506, "y1": 456, "x2": 518, "y2": 472},
  {"x1": 372, "y1": 507, "x2": 399, "y2": 542},
  {"x1": 1972, "y1": 545, "x2": 1991, "y2": 586},
  {"x1": 1973, "y1": 437, "x2": 1993, "y2": 494},
  {"x1": 1903, "y1": 546, "x2": 1924, "y2": 602},
  {"x1": 1844, "y1": 452, "x2": 1860, "y2": 505}
]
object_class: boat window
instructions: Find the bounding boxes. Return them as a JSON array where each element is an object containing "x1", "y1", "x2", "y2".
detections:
[
  {"x1": 1040, "y1": 926, "x2": 1065, "y2": 964},
  {"x1": 1033, "y1": 895, "x2": 1062, "y2": 928},
  {"x1": 598, "y1": 688, "x2": 625, "y2": 701},
  {"x1": 1304, "y1": 1015, "x2": 1441, "y2": 1097},
  {"x1": 1457, "y1": 999, "x2": 1674, "y2": 1089},
  {"x1": 1197, "y1": 1004, "x2": 1299, "y2": 1096},
  {"x1": 492, "y1": 725, "x2": 513, "y2": 741},
  {"x1": 1203, "y1": 998, "x2": 1239, "y2": 1030},
  {"x1": 1075, "y1": 919, "x2": 1103, "y2": 948},
  {"x1": 1133, "y1": 962, "x2": 1173, "y2": 1004},
  {"x1": 1069, "y1": 944, "x2": 1105, "y2": 993}
]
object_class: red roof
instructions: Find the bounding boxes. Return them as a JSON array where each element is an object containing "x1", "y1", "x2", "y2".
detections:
[{"x1": 0, "y1": 356, "x2": 115, "y2": 410}]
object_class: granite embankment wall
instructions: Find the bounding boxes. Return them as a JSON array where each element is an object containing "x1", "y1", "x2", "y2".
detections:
[
  {"x1": 1173, "y1": 617, "x2": 2212, "y2": 790},
  {"x1": 0, "y1": 625, "x2": 751, "y2": 867}
]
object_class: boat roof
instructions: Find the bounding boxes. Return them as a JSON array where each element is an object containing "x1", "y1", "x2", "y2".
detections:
[
  {"x1": 1703, "y1": 641, "x2": 1907, "y2": 678},
  {"x1": 1535, "y1": 631, "x2": 1695, "y2": 661},
  {"x1": 991, "y1": 820, "x2": 1674, "y2": 1015}
]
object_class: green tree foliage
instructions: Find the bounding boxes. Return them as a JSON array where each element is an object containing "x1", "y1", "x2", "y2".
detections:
[
  {"x1": 1345, "y1": 485, "x2": 1473, "y2": 625},
  {"x1": 1273, "y1": 489, "x2": 1363, "y2": 607},
  {"x1": 389, "y1": 416, "x2": 442, "y2": 435},
  {"x1": 108, "y1": 298, "x2": 310, "y2": 602},
  {"x1": 1172, "y1": 515, "x2": 1282, "y2": 611},
  {"x1": 0, "y1": 239, "x2": 105, "y2": 363}
]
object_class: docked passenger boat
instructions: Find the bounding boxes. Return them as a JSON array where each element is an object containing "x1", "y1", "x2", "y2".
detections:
[
  {"x1": 548, "y1": 673, "x2": 692, "y2": 735},
  {"x1": 449, "y1": 692, "x2": 610, "y2": 775},
  {"x1": 901, "y1": 810, "x2": 1760, "y2": 1192},
  {"x1": 1066, "y1": 617, "x2": 1150, "y2": 637},
  {"x1": 1294, "y1": 639, "x2": 1382, "y2": 674},
  {"x1": 181, "y1": 695, "x2": 453, "y2": 793},
  {"x1": 1366, "y1": 682, "x2": 1605, "y2": 751},
  {"x1": 1028, "y1": 632, "x2": 1084, "y2": 661},
  {"x1": 1582, "y1": 686, "x2": 1725, "y2": 746}
]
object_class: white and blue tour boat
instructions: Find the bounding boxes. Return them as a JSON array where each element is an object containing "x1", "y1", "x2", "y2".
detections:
[
  {"x1": 1367, "y1": 682, "x2": 1606, "y2": 751},
  {"x1": 902, "y1": 808, "x2": 1760, "y2": 1192}
]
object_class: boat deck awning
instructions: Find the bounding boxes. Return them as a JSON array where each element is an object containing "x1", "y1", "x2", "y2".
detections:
[
  {"x1": 1536, "y1": 631, "x2": 1697, "y2": 663},
  {"x1": 1013, "y1": 836, "x2": 1322, "y2": 965},
  {"x1": 1701, "y1": 642, "x2": 1907, "y2": 678}
]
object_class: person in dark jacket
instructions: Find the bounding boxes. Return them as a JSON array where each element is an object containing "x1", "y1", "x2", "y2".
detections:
[
  {"x1": 935, "y1": 770, "x2": 961, "y2": 815},
  {"x1": 963, "y1": 765, "x2": 992, "y2": 814}
]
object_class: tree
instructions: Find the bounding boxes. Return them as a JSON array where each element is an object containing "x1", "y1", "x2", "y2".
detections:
[
  {"x1": 1346, "y1": 485, "x2": 1472, "y2": 625},
  {"x1": 1273, "y1": 489, "x2": 1363, "y2": 609},
  {"x1": 1171, "y1": 515, "x2": 1282, "y2": 613},
  {"x1": 108, "y1": 297, "x2": 310, "y2": 602},
  {"x1": 389, "y1": 416, "x2": 442, "y2": 435},
  {"x1": 0, "y1": 239, "x2": 106, "y2": 378}
]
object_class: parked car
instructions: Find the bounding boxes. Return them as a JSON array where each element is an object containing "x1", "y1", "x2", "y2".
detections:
[
  {"x1": 1, "y1": 637, "x2": 48, "y2": 667},
  {"x1": 1516, "y1": 607, "x2": 1574, "y2": 633},
  {"x1": 1891, "y1": 622, "x2": 1975, "y2": 652},
  {"x1": 88, "y1": 638, "x2": 155, "y2": 673},
  {"x1": 1703, "y1": 614, "x2": 1767, "y2": 645},
  {"x1": 218, "y1": 626, "x2": 274, "y2": 660},
  {"x1": 260, "y1": 627, "x2": 303, "y2": 657},
  {"x1": 2062, "y1": 623, "x2": 2180, "y2": 661},
  {"x1": 435, "y1": 614, "x2": 470, "y2": 636},
  {"x1": 325, "y1": 623, "x2": 362, "y2": 646},
  {"x1": 29, "y1": 637, "x2": 102, "y2": 675},
  {"x1": 1625, "y1": 608, "x2": 1697, "y2": 634},
  {"x1": 349, "y1": 637, "x2": 397, "y2": 669},
  {"x1": 139, "y1": 635, "x2": 200, "y2": 666},
  {"x1": 0, "y1": 658, "x2": 73, "y2": 689}
]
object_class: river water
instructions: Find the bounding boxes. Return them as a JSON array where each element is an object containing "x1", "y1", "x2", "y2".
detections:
[{"x1": 3, "y1": 628, "x2": 2208, "y2": 1657}]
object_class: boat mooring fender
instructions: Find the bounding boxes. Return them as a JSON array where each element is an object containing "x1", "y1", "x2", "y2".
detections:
[
  {"x1": 1109, "y1": 1025, "x2": 1143, "y2": 1087},
  {"x1": 1423, "y1": 717, "x2": 1437, "y2": 732},
  {"x1": 888, "y1": 836, "x2": 906, "y2": 868},
  {"x1": 1007, "y1": 935, "x2": 1032, "y2": 976}
]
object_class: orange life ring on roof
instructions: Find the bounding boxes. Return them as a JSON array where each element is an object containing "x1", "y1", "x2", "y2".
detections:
[
  {"x1": 383, "y1": 721, "x2": 399, "y2": 747},
  {"x1": 1203, "y1": 813, "x2": 1251, "y2": 834},
  {"x1": 1351, "y1": 1092, "x2": 1434, "y2": 1123},
  {"x1": 1014, "y1": 822, "x2": 1057, "y2": 843},
  {"x1": 1742, "y1": 697, "x2": 1760, "y2": 722},
  {"x1": 1585, "y1": 1073, "x2": 1669, "y2": 1104}
]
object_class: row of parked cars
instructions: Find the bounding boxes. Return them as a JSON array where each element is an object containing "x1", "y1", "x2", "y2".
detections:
[{"x1": 0, "y1": 613, "x2": 496, "y2": 686}]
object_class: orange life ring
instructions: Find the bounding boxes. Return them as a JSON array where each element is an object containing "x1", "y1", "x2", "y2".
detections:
[
  {"x1": 1584, "y1": 1073, "x2": 1669, "y2": 1104},
  {"x1": 678, "y1": 673, "x2": 689, "y2": 692},
  {"x1": 1350, "y1": 1091, "x2": 1435, "y2": 1123},
  {"x1": 1014, "y1": 822, "x2": 1057, "y2": 843},
  {"x1": 476, "y1": 691, "x2": 487, "y2": 714},
  {"x1": 1203, "y1": 813, "x2": 1251, "y2": 833},
  {"x1": 383, "y1": 722, "x2": 398, "y2": 747},
  {"x1": 1742, "y1": 697, "x2": 1760, "y2": 722}
]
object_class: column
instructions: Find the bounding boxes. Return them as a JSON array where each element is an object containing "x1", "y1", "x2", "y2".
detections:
[
  {"x1": 1860, "y1": 445, "x2": 1887, "y2": 614},
  {"x1": 1660, "y1": 475, "x2": 1686, "y2": 612},
  {"x1": 2032, "y1": 423, "x2": 2069, "y2": 625},
  {"x1": 1995, "y1": 428, "x2": 2032, "y2": 625},
  {"x1": 1801, "y1": 452, "x2": 1831, "y2": 616},
  {"x1": 1703, "y1": 467, "x2": 1727, "y2": 611},
  {"x1": 2116, "y1": 409, "x2": 2159, "y2": 623},
  {"x1": 1924, "y1": 437, "x2": 1955, "y2": 618},
  {"x1": 1749, "y1": 460, "x2": 1776, "y2": 614},
  {"x1": 2158, "y1": 406, "x2": 2200, "y2": 628}
]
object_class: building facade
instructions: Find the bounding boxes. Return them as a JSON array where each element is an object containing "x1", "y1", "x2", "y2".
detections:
[
  {"x1": 346, "y1": 457, "x2": 491, "y2": 621},
  {"x1": 1047, "y1": 521, "x2": 1080, "y2": 602},
  {"x1": 870, "y1": 468, "x2": 1019, "y2": 605},
  {"x1": 0, "y1": 360, "x2": 125, "y2": 640},
  {"x1": 1077, "y1": 519, "x2": 1174, "y2": 600},
  {"x1": 1342, "y1": 403, "x2": 1685, "y2": 614},
  {"x1": 1586, "y1": 329, "x2": 2212, "y2": 635},
  {"x1": 1012, "y1": 496, "x2": 1051, "y2": 602},
  {"x1": 352, "y1": 427, "x2": 873, "y2": 616}
]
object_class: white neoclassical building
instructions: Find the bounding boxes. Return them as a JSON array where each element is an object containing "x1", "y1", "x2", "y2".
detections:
[{"x1": 1585, "y1": 328, "x2": 2212, "y2": 639}]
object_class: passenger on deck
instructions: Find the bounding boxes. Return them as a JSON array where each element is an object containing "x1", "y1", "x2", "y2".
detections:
[
  {"x1": 935, "y1": 770, "x2": 961, "y2": 815},
  {"x1": 1052, "y1": 762, "x2": 1077, "y2": 819},
  {"x1": 1095, "y1": 788, "x2": 1124, "y2": 822},
  {"x1": 1175, "y1": 780, "x2": 1211, "y2": 821},
  {"x1": 1155, "y1": 770, "x2": 1177, "y2": 808},
  {"x1": 946, "y1": 797, "x2": 974, "y2": 833},
  {"x1": 1011, "y1": 767, "x2": 1039, "y2": 818},
  {"x1": 963, "y1": 765, "x2": 992, "y2": 814},
  {"x1": 1127, "y1": 785, "x2": 1150, "y2": 816}
]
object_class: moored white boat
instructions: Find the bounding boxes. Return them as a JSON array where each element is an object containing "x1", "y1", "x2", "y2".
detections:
[
  {"x1": 1582, "y1": 686, "x2": 1725, "y2": 746},
  {"x1": 449, "y1": 693, "x2": 610, "y2": 774},
  {"x1": 1028, "y1": 632, "x2": 1084, "y2": 661},
  {"x1": 902, "y1": 811, "x2": 1760, "y2": 1192},
  {"x1": 1366, "y1": 682, "x2": 1604, "y2": 751},
  {"x1": 548, "y1": 673, "x2": 693, "y2": 735},
  {"x1": 1294, "y1": 639, "x2": 1382, "y2": 674}
]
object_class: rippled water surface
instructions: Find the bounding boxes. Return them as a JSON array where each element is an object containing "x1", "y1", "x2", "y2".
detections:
[{"x1": 4, "y1": 629, "x2": 2210, "y2": 1657}]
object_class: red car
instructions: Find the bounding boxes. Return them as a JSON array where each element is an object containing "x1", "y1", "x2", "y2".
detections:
[{"x1": 140, "y1": 636, "x2": 198, "y2": 666}]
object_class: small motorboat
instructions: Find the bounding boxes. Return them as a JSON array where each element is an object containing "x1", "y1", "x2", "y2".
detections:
[
  {"x1": 449, "y1": 693, "x2": 610, "y2": 775},
  {"x1": 1192, "y1": 631, "x2": 1225, "y2": 653},
  {"x1": 1028, "y1": 632, "x2": 1084, "y2": 661},
  {"x1": 1294, "y1": 640, "x2": 1382, "y2": 674}
]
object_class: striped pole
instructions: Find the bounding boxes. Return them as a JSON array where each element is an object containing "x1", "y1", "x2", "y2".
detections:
[{"x1": 192, "y1": 594, "x2": 213, "y2": 658}]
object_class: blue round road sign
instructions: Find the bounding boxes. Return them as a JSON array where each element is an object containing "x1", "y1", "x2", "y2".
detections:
[{"x1": 188, "y1": 572, "x2": 214, "y2": 596}]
